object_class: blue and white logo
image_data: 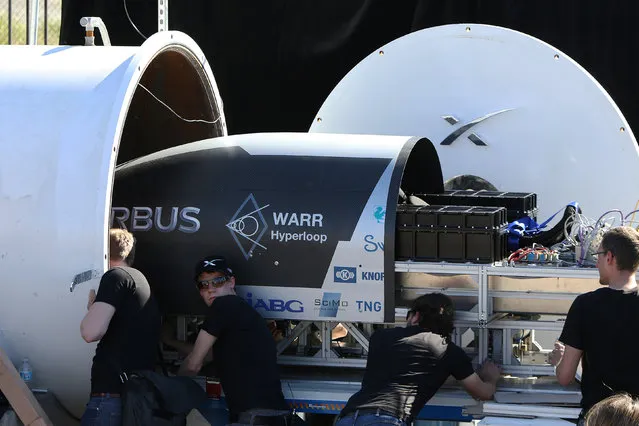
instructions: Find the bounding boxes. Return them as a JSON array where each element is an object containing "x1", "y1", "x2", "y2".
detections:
[
  {"x1": 315, "y1": 292, "x2": 348, "y2": 318},
  {"x1": 373, "y1": 206, "x2": 386, "y2": 224},
  {"x1": 361, "y1": 271, "x2": 384, "y2": 282},
  {"x1": 226, "y1": 193, "x2": 270, "y2": 260},
  {"x1": 356, "y1": 300, "x2": 383, "y2": 312},
  {"x1": 244, "y1": 292, "x2": 304, "y2": 313},
  {"x1": 364, "y1": 234, "x2": 384, "y2": 252},
  {"x1": 334, "y1": 266, "x2": 357, "y2": 283}
]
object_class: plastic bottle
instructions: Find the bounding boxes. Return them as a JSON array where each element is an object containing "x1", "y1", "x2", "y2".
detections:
[{"x1": 19, "y1": 357, "x2": 32, "y2": 385}]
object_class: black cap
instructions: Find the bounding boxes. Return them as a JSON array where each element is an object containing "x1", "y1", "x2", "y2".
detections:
[{"x1": 194, "y1": 256, "x2": 234, "y2": 281}]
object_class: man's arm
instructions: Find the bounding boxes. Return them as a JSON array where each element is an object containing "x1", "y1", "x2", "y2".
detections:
[
  {"x1": 550, "y1": 295, "x2": 585, "y2": 386},
  {"x1": 81, "y1": 271, "x2": 125, "y2": 343},
  {"x1": 80, "y1": 301, "x2": 116, "y2": 342},
  {"x1": 461, "y1": 361, "x2": 500, "y2": 400},
  {"x1": 163, "y1": 338, "x2": 195, "y2": 357},
  {"x1": 177, "y1": 329, "x2": 217, "y2": 376},
  {"x1": 549, "y1": 342, "x2": 583, "y2": 386},
  {"x1": 161, "y1": 321, "x2": 214, "y2": 361}
]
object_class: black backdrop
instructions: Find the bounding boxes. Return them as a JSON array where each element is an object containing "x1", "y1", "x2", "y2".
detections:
[{"x1": 60, "y1": 1, "x2": 639, "y2": 138}]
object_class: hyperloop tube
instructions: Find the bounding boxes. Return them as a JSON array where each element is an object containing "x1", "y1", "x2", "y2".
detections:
[{"x1": 0, "y1": 31, "x2": 226, "y2": 417}]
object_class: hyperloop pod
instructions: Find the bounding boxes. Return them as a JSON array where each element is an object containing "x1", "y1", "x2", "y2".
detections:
[
  {"x1": 310, "y1": 23, "x2": 639, "y2": 315},
  {"x1": 111, "y1": 132, "x2": 444, "y2": 323},
  {"x1": 0, "y1": 31, "x2": 226, "y2": 416}
]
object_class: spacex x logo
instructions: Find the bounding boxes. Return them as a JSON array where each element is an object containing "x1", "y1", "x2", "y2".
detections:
[
  {"x1": 440, "y1": 109, "x2": 512, "y2": 146},
  {"x1": 226, "y1": 194, "x2": 269, "y2": 260}
]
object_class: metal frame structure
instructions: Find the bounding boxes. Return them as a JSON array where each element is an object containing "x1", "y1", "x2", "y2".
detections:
[
  {"x1": 168, "y1": 259, "x2": 594, "y2": 421},
  {"x1": 396, "y1": 260, "x2": 599, "y2": 376},
  {"x1": 157, "y1": 0, "x2": 168, "y2": 32}
]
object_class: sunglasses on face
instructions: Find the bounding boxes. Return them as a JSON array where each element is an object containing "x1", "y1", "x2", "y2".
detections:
[
  {"x1": 197, "y1": 275, "x2": 230, "y2": 290},
  {"x1": 406, "y1": 309, "x2": 416, "y2": 320}
]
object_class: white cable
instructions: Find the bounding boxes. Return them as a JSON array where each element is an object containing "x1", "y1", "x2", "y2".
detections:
[
  {"x1": 123, "y1": 0, "x2": 148, "y2": 40},
  {"x1": 569, "y1": 209, "x2": 624, "y2": 266},
  {"x1": 138, "y1": 83, "x2": 222, "y2": 125}
]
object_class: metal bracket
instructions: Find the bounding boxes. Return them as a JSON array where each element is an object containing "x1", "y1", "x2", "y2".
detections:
[
  {"x1": 69, "y1": 269, "x2": 101, "y2": 292},
  {"x1": 342, "y1": 323, "x2": 370, "y2": 353},
  {"x1": 316, "y1": 322, "x2": 338, "y2": 359},
  {"x1": 158, "y1": 0, "x2": 168, "y2": 32},
  {"x1": 277, "y1": 321, "x2": 313, "y2": 356}
]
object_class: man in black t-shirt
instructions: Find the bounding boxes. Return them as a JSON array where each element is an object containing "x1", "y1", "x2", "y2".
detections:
[
  {"x1": 177, "y1": 255, "x2": 289, "y2": 425},
  {"x1": 336, "y1": 293, "x2": 500, "y2": 426},
  {"x1": 550, "y1": 226, "x2": 639, "y2": 424},
  {"x1": 79, "y1": 228, "x2": 161, "y2": 426}
]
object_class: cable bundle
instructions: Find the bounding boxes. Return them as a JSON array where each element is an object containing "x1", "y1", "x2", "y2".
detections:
[
  {"x1": 562, "y1": 209, "x2": 639, "y2": 266},
  {"x1": 508, "y1": 243, "x2": 559, "y2": 265}
]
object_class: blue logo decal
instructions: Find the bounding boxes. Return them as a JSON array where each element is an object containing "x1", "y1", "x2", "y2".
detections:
[
  {"x1": 364, "y1": 234, "x2": 384, "y2": 252},
  {"x1": 245, "y1": 293, "x2": 304, "y2": 313},
  {"x1": 315, "y1": 292, "x2": 347, "y2": 318},
  {"x1": 361, "y1": 271, "x2": 384, "y2": 281},
  {"x1": 356, "y1": 300, "x2": 383, "y2": 312},
  {"x1": 226, "y1": 194, "x2": 270, "y2": 260},
  {"x1": 373, "y1": 206, "x2": 386, "y2": 224},
  {"x1": 334, "y1": 266, "x2": 357, "y2": 283}
]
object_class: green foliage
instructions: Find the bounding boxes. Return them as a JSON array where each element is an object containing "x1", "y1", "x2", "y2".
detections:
[{"x1": 0, "y1": 6, "x2": 61, "y2": 45}]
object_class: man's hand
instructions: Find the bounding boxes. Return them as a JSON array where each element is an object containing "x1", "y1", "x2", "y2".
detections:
[
  {"x1": 478, "y1": 360, "x2": 501, "y2": 384},
  {"x1": 87, "y1": 289, "x2": 96, "y2": 311},
  {"x1": 548, "y1": 341, "x2": 565, "y2": 366},
  {"x1": 266, "y1": 320, "x2": 283, "y2": 342},
  {"x1": 462, "y1": 361, "x2": 501, "y2": 401}
]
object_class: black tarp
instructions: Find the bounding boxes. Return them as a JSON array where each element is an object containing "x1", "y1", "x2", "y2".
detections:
[{"x1": 60, "y1": 1, "x2": 639, "y2": 138}]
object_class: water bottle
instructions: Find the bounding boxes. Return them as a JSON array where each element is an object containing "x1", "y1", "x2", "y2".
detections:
[{"x1": 19, "y1": 357, "x2": 32, "y2": 385}]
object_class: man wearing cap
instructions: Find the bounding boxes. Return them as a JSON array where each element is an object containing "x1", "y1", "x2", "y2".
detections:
[{"x1": 175, "y1": 255, "x2": 290, "y2": 426}]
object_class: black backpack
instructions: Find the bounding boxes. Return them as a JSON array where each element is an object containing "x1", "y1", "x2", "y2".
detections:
[{"x1": 121, "y1": 370, "x2": 207, "y2": 426}]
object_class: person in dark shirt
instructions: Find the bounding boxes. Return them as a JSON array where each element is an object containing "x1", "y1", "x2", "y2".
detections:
[
  {"x1": 550, "y1": 226, "x2": 639, "y2": 425},
  {"x1": 177, "y1": 255, "x2": 289, "y2": 425},
  {"x1": 335, "y1": 293, "x2": 500, "y2": 426},
  {"x1": 79, "y1": 228, "x2": 161, "y2": 426}
]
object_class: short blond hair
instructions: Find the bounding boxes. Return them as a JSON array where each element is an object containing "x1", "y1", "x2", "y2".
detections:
[{"x1": 109, "y1": 228, "x2": 134, "y2": 262}]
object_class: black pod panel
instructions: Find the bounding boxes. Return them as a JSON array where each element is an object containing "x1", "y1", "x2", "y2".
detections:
[{"x1": 111, "y1": 133, "x2": 443, "y2": 322}]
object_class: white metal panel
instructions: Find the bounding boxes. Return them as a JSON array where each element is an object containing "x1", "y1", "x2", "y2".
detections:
[
  {"x1": 310, "y1": 23, "x2": 639, "y2": 223},
  {"x1": 0, "y1": 31, "x2": 225, "y2": 417},
  {"x1": 157, "y1": 132, "x2": 412, "y2": 159}
]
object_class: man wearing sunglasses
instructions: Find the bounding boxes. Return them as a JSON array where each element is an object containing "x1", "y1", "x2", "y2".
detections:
[
  {"x1": 175, "y1": 255, "x2": 289, "y2": 426},
  {"x1": 550, "y1": 226, "x2": 639, "y2": 425},
  {"x1": 334, "y1": 293, "x2": 500, "y2": 426}
]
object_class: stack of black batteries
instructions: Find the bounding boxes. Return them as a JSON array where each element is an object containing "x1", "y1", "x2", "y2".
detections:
[
  {"x1": 416, "y1": 190, "x2": 537, "y2": 223},
  {"x1": 395, "y1": 190, "x2": 537, "y2": 263},
  {"x1": 396, "y1": 205, "x2": 508, "y2": 263}
]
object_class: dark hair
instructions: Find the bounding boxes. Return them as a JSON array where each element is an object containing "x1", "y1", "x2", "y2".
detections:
[
  {"x1": 600, "y1": 226, "x2": 639, "y2": 272},
  {"x1": 585, "y1": 393, "x2": 639, "y2": 426},
  {"x1": 409, "y1": 293, "x2": 455, "y2": 340}
]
